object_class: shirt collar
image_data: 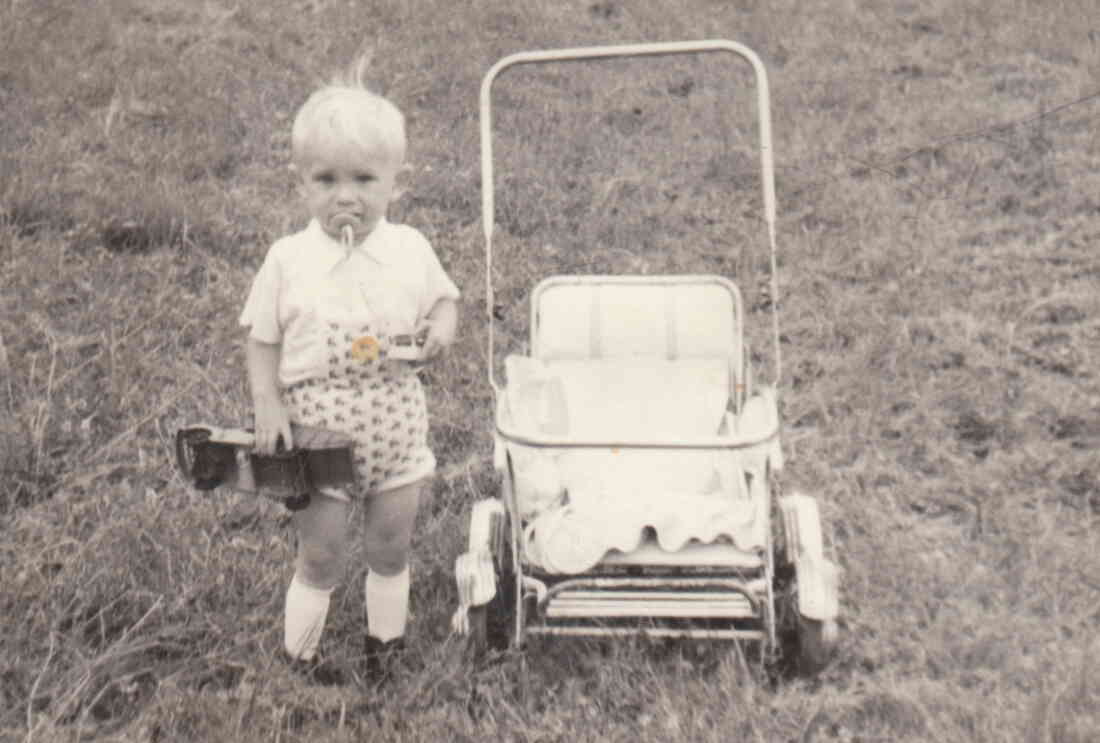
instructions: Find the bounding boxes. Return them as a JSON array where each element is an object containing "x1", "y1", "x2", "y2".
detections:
[{"x1": 309, "y1": 218, "x2": 394, "y2": 272}]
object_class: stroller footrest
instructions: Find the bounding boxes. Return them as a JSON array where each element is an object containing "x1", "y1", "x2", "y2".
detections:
[
  {"x1": 546, "y1": 590, "x2": 756, "y2": 619},
  {"x1": 527, "y1": 625, "x2": 767, "y2": 640}
]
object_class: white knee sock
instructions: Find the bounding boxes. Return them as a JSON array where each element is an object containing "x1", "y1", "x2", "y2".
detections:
[
  {"x1": 365, "y1": 566, "x2": 410, "y2": 642},
  {"x1": 284, "y1": 574, "x2": 332, "y2": 661}
]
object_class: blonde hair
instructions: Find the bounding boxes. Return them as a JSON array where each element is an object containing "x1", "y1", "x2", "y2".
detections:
[{"x1": 291, "y1": 57, "x2": 406, "y2": 167}]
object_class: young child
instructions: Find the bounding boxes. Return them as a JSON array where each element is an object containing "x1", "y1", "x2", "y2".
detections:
[{"x1": 238, "y1": 70, "x2": 459, "y2": 684}]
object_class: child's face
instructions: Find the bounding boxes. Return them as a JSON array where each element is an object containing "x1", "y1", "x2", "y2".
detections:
[{"x1": 297, "y1": 135, "x2": 402, "y2": 243}]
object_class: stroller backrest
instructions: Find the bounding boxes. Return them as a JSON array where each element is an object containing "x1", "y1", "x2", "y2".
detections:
[{"x1": 531, "y1": 276, "x2": 743, "y2": 367}]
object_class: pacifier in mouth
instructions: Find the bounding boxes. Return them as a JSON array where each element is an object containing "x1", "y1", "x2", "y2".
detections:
[
  {"x1": 340, "y1": 223, "x2": 355, "y2": 248},
  {"x1": 331, "y1": 214, "x2": 358, "y2": 240}
]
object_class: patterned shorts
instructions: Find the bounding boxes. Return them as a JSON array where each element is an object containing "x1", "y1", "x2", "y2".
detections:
[{"x1": 285, "y1": 319, "x2": 435, "y2": 495}]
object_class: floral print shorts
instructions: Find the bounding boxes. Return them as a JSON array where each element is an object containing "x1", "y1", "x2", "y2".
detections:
[{"x1": 285, "y1": 319, "x2": 434, "y2": 495}]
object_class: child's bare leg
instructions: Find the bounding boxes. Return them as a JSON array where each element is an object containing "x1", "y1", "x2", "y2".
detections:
[
  {"x1": 294, "y1": 491, "x2": 351, "y2": 586},
  {"x1": 362, "y1": 479, "x2": 423, "y2": 642},
  {"x1": 284, "y1": 491, "x2": 350, "y2": 660}
]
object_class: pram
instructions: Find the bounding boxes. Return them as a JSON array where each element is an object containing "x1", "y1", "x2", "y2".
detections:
[{"x1": 452, "y1": 40, "x2": 839, "y2": 673}]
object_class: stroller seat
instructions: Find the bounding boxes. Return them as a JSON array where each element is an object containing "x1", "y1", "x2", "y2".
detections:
[{"x1": 496, "y1": 277, "x2": 778, "y2": 575}]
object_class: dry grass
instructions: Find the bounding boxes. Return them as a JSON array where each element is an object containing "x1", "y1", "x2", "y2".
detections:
[{"x1": 2, "y1": 0, "x2": 1099, "y2": 740}]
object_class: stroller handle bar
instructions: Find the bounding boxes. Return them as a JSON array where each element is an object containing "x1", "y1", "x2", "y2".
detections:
[{"x1": 480, "y1": 40, "x2": 782, "y2": 393}]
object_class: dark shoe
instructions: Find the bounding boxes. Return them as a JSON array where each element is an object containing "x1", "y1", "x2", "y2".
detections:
[
  {"x1": 362, "y1": 635, "x2": 405, "y2": 687},
  {"x1": 284, "y1": 652, "x2": 345, "y2": 686}
]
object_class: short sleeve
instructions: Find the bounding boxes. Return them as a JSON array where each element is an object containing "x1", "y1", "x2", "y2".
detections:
[
  {"x1": 416, "y1": 233, "x2": 461, "y2": 318},
  {"x1": 238, "y1": 249, "x2": 283, "y2": 344}
]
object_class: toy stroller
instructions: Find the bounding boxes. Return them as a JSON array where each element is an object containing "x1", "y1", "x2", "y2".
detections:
[{"x1": 452, "y1": 40, "x2": 839, "y2": 673}]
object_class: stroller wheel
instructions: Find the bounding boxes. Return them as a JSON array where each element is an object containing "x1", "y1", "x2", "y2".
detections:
[
  {"x1": 467, "y1": 501, "x2": 519, "y2": 656},
  {"x1": 797, "y1": 615, "x2": 838, "y2": 675},
  {"x1": 467, "y1": 601, "x2": 510, "y2": 655}
]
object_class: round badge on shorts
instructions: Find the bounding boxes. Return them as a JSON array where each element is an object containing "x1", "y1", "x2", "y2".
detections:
[{"x1": 351, "y1": 335, "x2": 380, "y2": 363}]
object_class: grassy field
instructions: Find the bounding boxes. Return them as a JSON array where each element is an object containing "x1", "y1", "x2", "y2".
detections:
[{"x1": 2, "y1": 0, "x2": 1099, "y2": 740}]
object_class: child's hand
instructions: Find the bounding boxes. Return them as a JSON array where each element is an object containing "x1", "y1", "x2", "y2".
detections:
[
  {"x1": 253, "y1": 396, "x2": 293, "y2": 455},
  {"x1": 415, "y1": 299, "x2": 457, "y2": 360},
  {"x1": 246, "y1": 338, "x2": 293, "y2": 454}
]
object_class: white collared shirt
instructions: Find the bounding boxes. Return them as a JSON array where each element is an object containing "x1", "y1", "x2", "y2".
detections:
[{"x1": 239, "y1": 218, "x2": 460, "y2": 386}]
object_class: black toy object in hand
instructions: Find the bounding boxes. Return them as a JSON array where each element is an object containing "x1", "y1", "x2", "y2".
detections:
[{"x1": 175, "y1": 424, "x2": 356, "y2": 511}]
